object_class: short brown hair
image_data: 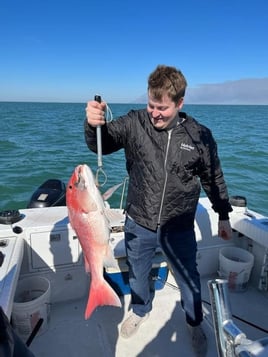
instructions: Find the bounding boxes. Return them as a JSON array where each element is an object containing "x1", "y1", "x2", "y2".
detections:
[{"x1": 148, "y1": 65, "x2": 187, "y2": 102}]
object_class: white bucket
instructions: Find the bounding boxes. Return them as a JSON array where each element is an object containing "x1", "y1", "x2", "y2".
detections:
[
  {"x1": 12, "y1": 276, "x2": 51, "y2": 341},
  {"x1": 219, "y1": 247, "x2": 254, "y2": 292}
]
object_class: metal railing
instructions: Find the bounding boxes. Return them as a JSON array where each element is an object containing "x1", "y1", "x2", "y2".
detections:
[{"x1": 208, "y1": 279, "x2": 268, "y2": 357}]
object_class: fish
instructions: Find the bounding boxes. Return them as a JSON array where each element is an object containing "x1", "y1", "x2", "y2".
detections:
[{"x1": 66, "y1": 164, "x2": 122, "y2": 319}]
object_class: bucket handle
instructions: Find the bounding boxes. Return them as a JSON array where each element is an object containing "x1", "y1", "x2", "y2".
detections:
[{"x1": 26, "y1": 318, "x2": 44, "y2": 347}]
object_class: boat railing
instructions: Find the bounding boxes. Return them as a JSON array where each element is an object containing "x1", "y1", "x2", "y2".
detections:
[{"x1": 208, "y1": 279, "x2": 268, "y2": 357}]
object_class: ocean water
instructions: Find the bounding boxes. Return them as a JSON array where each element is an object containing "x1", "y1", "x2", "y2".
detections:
[{"x1": 0, "y1": 102, "x2": 267, "y2": 216}]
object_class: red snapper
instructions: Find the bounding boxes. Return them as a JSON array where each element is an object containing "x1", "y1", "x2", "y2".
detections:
[{"x1": 66, "y1": 164, "x2": 121, "y2": 319}]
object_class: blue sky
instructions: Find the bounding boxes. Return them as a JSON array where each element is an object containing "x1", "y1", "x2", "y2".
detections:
[{"x1": 1, "y1": 0, "x2": 268, "y2": 103}]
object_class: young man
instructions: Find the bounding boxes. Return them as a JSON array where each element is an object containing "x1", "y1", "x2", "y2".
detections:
[{"x1": 84, "y1": 65, "x2": 232, "y2": 356}]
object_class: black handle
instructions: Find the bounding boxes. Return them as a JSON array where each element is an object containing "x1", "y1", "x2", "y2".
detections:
[{"x1": 94, "y1": 95, "x2": 102, "y2": 103}]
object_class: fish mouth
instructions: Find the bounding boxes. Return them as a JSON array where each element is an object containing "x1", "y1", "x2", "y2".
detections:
[{"x1": 74, "y1": 165, "x2": 86, "y2": 190}]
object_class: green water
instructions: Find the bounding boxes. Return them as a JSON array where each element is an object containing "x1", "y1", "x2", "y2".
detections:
[{"x1": 0, "y1": 102, "x2": 267, "y2": 216}]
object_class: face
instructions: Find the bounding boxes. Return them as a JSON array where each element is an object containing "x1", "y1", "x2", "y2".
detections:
[{"x1": 147, "y1": 91, "x2": 184, "y2": 130}]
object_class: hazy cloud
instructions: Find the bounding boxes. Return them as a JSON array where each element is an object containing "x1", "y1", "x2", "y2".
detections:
[
  {"x1": 186, "y1": 78, "x2": 268, "y2": 104},
  {"x1": 135, "y1": 78, "x2": 268, "y2": 105}
]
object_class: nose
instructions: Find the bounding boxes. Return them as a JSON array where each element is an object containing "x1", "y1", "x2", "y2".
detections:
[{"x1": 151, "y1": 109, "x2": 161, "y2": 118}]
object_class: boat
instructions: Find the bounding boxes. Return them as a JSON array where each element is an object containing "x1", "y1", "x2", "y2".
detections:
[{"x1": 0, "y1": 178, "x2": 268, "y2": 356}]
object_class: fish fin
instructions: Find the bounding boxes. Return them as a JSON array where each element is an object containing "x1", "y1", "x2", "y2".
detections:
[
  {"x1": 84, "y1": 278, "x2": 121, "y2": 319},
  {"x1": 103, "y1": 209, "x2": 112, "y2": 230},
  {"x1": 102, "y1": 182, "x2": 123, "y2": 201},
  {"x1": 80, "y1": 199, "x2": 98, "y2": 213}
]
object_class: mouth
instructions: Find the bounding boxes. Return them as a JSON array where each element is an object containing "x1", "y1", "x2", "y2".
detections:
[
  {"x1": 152, "y1": 117, "x2": 165, "y2": 125},
  {"x1": 74, "y1": 166, "x2": 86, "y2": 189}
]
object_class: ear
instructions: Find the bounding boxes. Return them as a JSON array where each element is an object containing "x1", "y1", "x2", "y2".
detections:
[{"x1": 177, "y1": 97, "x2": 184, "y2": 110}]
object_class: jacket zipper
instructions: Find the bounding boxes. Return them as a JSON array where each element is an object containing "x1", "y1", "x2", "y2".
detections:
[{"x1": 157, "y1": 129, "x2": 173, "y2": 226}]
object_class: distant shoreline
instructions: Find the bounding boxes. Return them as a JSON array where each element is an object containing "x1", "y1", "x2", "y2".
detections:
[{"x1": 1, "y1": 101, "x2": 268, "y2": 106}]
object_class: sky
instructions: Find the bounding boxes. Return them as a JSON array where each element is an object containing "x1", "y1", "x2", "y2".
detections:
[{"x1": 1, "y1": 0, "x2": 268, "y2": 104}]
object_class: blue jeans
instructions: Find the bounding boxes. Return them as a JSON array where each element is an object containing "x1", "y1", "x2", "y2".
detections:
[
  {"x1": 124, "y1": 216, "x2": 203, "y2": 326},
  {"x1": 160, "y1": 223, "x2": 203, "y2": 326}
]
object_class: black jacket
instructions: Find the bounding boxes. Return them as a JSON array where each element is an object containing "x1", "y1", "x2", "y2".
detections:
[{"x1": 84, "y1": 109, "x2": 232, "y2": 231}]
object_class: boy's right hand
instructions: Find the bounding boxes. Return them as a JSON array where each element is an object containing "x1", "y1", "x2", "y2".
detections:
[{"x1": 85, "y1": 100, "x2": 106, "y2": 127}]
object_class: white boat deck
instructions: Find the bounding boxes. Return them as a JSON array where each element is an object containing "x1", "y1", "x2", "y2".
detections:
[
  {"x1": 1, "y1": 199, "x2": 268, "y2": 356},
  {"x1": 28, "y1": 273, "x2": 268, "y2": 357}
]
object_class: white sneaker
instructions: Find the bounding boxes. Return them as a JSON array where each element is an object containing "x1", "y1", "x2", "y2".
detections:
[
  {"x1": 187, "y1": 324, "x2": 208, "y2": 356},
  {"x1": 120, "y1": 312, "x2": 149, "y2": 338}
]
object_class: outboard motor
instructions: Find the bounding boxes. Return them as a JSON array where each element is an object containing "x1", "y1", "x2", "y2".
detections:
[{"x1": 27, "y1": 179, "x2": 66, "y2": 208}]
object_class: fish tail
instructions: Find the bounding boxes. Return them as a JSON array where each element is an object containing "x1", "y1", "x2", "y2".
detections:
[{"x1": 84, "y1": 278, "x2": 122, "y2": 319}]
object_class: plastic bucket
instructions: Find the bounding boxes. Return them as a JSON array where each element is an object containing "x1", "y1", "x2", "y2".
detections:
[
  {"x1": 12, "y1": 276, "x2": 51, "y2": 341},
  {"x1": 219, "y1": 247, "x2": 254, "y2": 292}
]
